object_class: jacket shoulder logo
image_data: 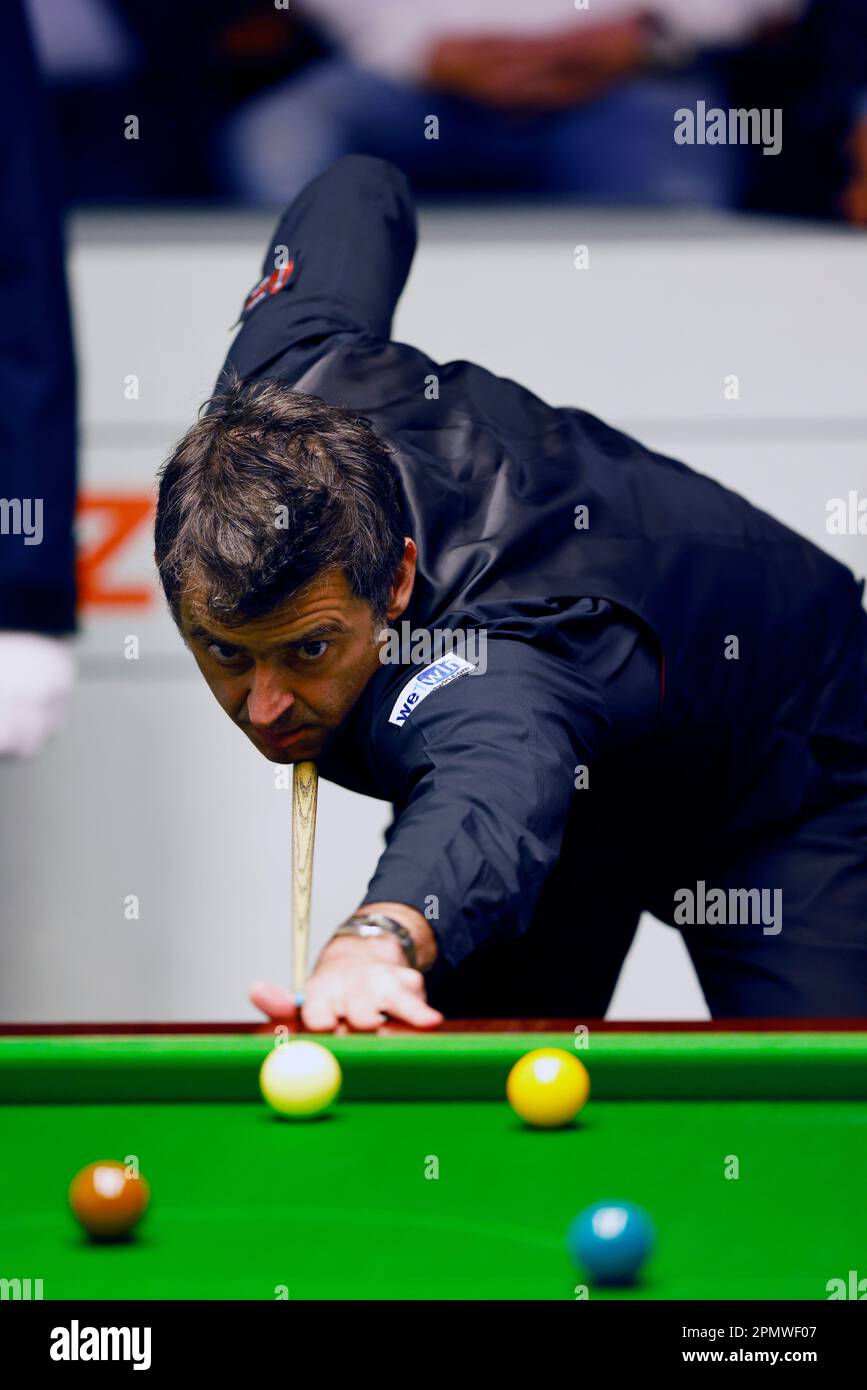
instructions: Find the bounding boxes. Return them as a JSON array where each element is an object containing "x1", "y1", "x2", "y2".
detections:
[
  {"x1": 388, "y1": 655, "x2": 476, "y2": 727},
  {"x1": 241, "y1": 260, "x2": 296, "y2": 318}
]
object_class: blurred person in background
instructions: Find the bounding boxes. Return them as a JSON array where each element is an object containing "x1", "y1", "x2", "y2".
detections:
[
  {"x1": 23, "y1": 0, "x2": 320, "y2": 204},
  {"x1": 216, "y1": 0, "x2": 807, "y2": 208},
  {"x1": 0, "y1": 1, "x2": 77, "y2": 759},
  {"x1": 25, "y1": 1, "x2": 867, "y2": 221},
  {"x1": 728, "y1": 0, "x2": 867, "y2": 221}
]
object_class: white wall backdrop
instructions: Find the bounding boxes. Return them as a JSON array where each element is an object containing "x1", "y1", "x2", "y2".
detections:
[{"x1": 1, "y1": 206, "x2": 864, "y2": 1021}]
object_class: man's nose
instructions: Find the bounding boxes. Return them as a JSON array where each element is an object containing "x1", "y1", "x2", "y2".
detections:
[{"x1": 246, "y1": 666, "x2": 295, "y2": 729}]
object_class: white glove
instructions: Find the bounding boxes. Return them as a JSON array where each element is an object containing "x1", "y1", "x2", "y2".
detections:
[{"x1": 0, "y1": 632, "x2": 75, "y2": 758}]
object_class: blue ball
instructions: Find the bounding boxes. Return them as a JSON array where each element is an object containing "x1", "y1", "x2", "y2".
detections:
[{"x1": 567, "y1": 1201, "x2": 654, "y2": 1285}]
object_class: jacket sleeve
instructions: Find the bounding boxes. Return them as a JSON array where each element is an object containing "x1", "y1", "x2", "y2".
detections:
[
  {"x1": 218, "y1": 154, "x2": 418, "y2": 386},
  {"x1": 360, "y1": 636, "x2": 621, "y2": 970}
]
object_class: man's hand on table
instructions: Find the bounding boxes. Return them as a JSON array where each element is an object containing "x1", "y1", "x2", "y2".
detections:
[{"x1": 250, "y1": 902, "x2": 444, "y2": 1033}]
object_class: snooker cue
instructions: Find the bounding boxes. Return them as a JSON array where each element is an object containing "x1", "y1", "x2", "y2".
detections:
[{"x1": 292, "y1": 760, "x2": 319, "y2": 1007}]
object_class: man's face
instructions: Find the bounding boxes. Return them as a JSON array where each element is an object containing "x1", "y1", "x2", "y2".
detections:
[{"x1": 180, "y1": 549, "x2": 415, "y2": 763}]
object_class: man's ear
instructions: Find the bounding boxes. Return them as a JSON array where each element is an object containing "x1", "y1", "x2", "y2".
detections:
[{"x1": 386, "y1": 538, "x2": 417, "y2": 619}]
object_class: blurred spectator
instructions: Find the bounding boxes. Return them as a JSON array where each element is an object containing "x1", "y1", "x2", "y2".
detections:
[
  {"x1": 0, "y1": 1, "x2": 77, "y2": 757},
  {"x1": 25, "y1": 0, "x2": 139, "y2": 81},
  {"x1": 23, "y1": 0, "x2": 322, "y2": 203},
  {"x1": 728, "y1": 0, "x2": 867, "y2": 220},
  {"x1": 215, "y1": 0, "x2": 806, "y2": 207},
  {"x1": 21, "y1": 0, "x2": 867, "y2": 221}
]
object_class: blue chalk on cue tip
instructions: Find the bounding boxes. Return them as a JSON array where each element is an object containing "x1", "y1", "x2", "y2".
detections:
[{"x1": 294, "y1": 991, "x2": 305, "y2": 1008}]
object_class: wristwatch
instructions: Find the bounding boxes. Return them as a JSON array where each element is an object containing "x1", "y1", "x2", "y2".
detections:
[{"x1": 331, "y1": 913, "x2": 418, "y2": 970}]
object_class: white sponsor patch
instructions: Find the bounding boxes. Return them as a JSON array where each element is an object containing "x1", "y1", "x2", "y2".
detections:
[{"x1": 388, "y1": 654, "x2": 477, "y2": 727}]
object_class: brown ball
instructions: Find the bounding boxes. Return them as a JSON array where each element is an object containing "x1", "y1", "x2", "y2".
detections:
[{"x1": 69, "y1": 1161, "x2": 150, "y2": 1240}]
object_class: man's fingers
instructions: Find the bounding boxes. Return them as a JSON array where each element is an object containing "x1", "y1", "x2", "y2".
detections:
[
  {"x1": 398, "y1": 968, "x2": 428, "y2": 993},
  {"x1": 343, "y1": 1001, "x2": 390, "y2": 1031},
  {"x1": 302, "y1": 992, "x2": 341, "y2": 1032},
  {"x1": 397, "y1": 998, "x2": 445, "y2": 1028},
  {"x1": 334, "y1": 969, "x2": 445, "y2": 1031},
  {"x1": 251, "y1": 978, "x2": 344, "y2": 1032},
  {"x1": 249, "y1": 980, "x2": 297, "y2": 1021},
  {"x1": 375, "y1": 984, "x2": 445, "y2": 1029},
  {"x1": 252, "y1": 959, "x2": 445, "y2": 1034},
  {"x1": 343, "y1": 994, "x2": 443, "y2": 1031}
]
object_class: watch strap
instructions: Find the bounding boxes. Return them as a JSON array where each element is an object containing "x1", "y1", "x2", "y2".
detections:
[{"x1": 333, "y1": 913, "x2": 418, "y2": 969}]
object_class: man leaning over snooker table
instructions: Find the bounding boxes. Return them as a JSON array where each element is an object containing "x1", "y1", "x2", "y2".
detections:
[{"x1": 154, "y1": 155, "x2": 867, "y2": 1031}]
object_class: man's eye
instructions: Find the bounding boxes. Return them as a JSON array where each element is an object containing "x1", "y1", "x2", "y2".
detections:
[
  {"x1": 297, "y1": 640, "x2": 329, "y2": 662},
  {"x1": 207, "y1": 642, "x2": 243, "y2": 665}
]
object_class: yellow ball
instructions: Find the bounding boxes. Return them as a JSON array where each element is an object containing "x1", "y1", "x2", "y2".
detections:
[
  {"x1": 259, "y1": 1041, "x2": 342, "y2": 1119},
  {"x1": 506, "y1": 1048, "x2": 590, "y2": 1128}
]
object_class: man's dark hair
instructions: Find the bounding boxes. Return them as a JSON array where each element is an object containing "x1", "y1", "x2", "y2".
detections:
[{"x1": 155, "y1": 375, "x2": 406, "y2": 628}]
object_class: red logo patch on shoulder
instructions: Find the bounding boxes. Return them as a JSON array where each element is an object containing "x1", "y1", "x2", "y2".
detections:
[{"x1": 241, "y1": 259, "x2": 296, "y2": 318}]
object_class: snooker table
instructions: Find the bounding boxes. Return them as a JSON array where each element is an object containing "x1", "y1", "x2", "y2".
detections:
[{"x1": 1, "y1": 1021, "x2": 865, "y2": 1302}]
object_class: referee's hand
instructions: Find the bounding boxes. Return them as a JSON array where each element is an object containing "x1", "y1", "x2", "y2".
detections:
[{"x1": 250, "y1": 936, "x2": 444, "y2": 1033}]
